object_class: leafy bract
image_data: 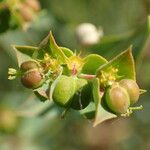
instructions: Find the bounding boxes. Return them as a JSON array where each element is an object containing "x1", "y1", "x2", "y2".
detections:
[
  {"x1": 80, "y1": 102, "x2": 95, "y2": 120},
  {"x1": 92, "y1": 78, "x2": 117, "y2": 126},
  {"x1": 49, "y1": 32, "x2": 69, "y2": 63},
  {"x1": 82, "y1": 54, "x2": 107, "y2": 74},
  {"x1": 13, "y1": 45, "x2": 38, "y2": 66},
  {"x1": 80, "y1": 78, "x2": 117, "y2": 126},
  {"x1": 96, "y1": 46, "x2": 136, "y2": 80},
  {"x1": 13, "y1": 31, "x2": 70, "y2": 67},
  {"x1": 60, "y1": 47, "x2": 74, "y2": 57},
  {"x1": 34, "y1": 80, "x2": 50, "y2": 102}
]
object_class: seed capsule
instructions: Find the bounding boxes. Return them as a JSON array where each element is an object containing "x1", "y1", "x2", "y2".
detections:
[
  {"x1": 119, "y1": 79, "x2": 140, "y2": 105},
  {"x1": 53, "y1": 75, "x2": 76, "y2": 107},
  {"x1": 20, "y1": 61, "x2": 39, "y2": 72},
  {"x1": 105, "y1": 84, "x2": 130, "y2": 114},
  {"x1": 21, "y1": 70, "x2": 43, "y2": 89}
]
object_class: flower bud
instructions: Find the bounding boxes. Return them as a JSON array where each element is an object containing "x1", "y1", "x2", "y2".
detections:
[
  {"x1": 105, "y1": 84, "x2": 130, "y2": 114},
  {"x1": 119, "y1": 79, "x2": 140, "y2": 105},
  {"x1": 53, "y1": 75, "x2": 76, "y2": 107},
  {"x1": 21, "y1": 70, "x2": 43, "y2": 89}
]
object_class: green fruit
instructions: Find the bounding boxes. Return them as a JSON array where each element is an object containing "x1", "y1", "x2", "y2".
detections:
[
  {"x1": 105, "y1": 84, "x2": 130, "y2": 114},
  {"x1": 119, "y1": 79, "x2": 140, "y2": 105},
  {"x1": 71, "y1": 79, "x2": 92, "y2": 110},
  {"x1": 53, "y1": 75, "x2": 76, "y2": 107},
  {"x1": 21, "y1": 70, "x2": 43, "y2": 89},
  {"x1": 20, "y1": 61, "x2": 39, "y2": 72}
]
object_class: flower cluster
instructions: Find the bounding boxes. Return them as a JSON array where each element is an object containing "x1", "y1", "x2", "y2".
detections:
[{"x1": 8, "y1": 32, "x2": 146, "y2": 126}]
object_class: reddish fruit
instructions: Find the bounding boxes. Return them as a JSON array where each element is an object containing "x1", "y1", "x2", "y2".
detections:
[
  {"x1": 20, "y1": 61, "x2": 39, "y2": 72},
  {"x1": 21, "y1": 70, "x2": 43, "y2": 89}
]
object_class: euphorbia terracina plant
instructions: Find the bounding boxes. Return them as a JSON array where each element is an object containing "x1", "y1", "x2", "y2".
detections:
[{"x1": 8, "y1": 31, "x2": 146, "y2": 126}]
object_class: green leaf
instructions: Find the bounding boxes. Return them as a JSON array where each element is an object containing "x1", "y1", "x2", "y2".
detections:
[
  {"x1": 49, "y1": 31, "x2": 69, "y2": 63},
  {"x1": 92, "y1": 78, "x2": 117, "y2": 127},
  {"x1": 80, "y1": 78, "x2": 117, "y2": 125},
  {"x1": 38, "y1": 32, "x2": 52, "y2": 55},
  {"x1": 79, "y1": 102, "x2": 95, "y2": 119},
  {"x1": 49, "y1": 67, "x2": 63, "y2": 101},
  {"x1": 96, "y1": 46, "x2": 136, "y2": 80},
  {"x1": 60, "y1": 47, "x2": 74, "y2": 57},
  {"x1": 13, "y1": 45, "x2": 38, "y2": 66},
  {"x1": 34, "y1": 80, "x2": 51, "y2": 102},
  {"x1": 13, "y1": 45, "x2": 38, "y2": 57},
  {"x1": 39, "y1": 32, "x2": 69, "y2": 63},
  {"x1": 82, "y1": 54, "x2": 108, "y2": 74}
]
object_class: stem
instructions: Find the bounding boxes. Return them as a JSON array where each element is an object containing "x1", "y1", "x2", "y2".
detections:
[
  {"x1": 78, "y1": 74, "x2": 96, "y2": 79},
  {"x1": 129, "y1": 105, "x2": 143, "y2": 110}
]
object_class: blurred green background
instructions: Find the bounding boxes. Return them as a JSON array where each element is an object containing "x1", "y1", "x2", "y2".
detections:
[{"x1": 0, "y1": 0, "x2": 150, "y2": 150}]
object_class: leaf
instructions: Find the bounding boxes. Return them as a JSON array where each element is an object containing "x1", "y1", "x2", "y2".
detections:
[
  {"x1": 13, "y1": 45, "x2": 38, "y2": 66},
  {"x1": 49, "y1": 67, "x2": 63, "y2": 101},
  {"x1": 60, "y1": 47, "x2": 74, "y2": 57},
  {"x1": 96, "y1": 46, "x2": 136, "y2": 80},
  {"x1": 34, "y1": 80, "x2": 51, "y2": 102},
  {"x1": 92, "y1": 78, "x2": 117, "y2": 127},
  {"x1": 38, "y1": 32, "x2": 52, "y2": 55},
  {"x1": 82, "y1": 54, "x2": 108, "y2": 74},
  {"x1": 79, "y1": 102, "x2": 96, "y2": 119},
  {"x1": 39, "y1": 31, "x2": 69, "y2": 63},
  {"x1": 49, "y1": 31, "x2": 69, "y2": 63},
  {"x1": 13, "y1": 45, "x2": 38, "y2": 57}
]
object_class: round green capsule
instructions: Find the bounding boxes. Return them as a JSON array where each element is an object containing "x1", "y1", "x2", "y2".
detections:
[
  {"x1": 105, "y1": 84, "x2": 130, "y2": 114},
  {"x1": 53, "y1": 75, "x2": 76, "y2": 107},
  {"x1": 119, "y1": 79, "x2": 140, "y2": 105}
]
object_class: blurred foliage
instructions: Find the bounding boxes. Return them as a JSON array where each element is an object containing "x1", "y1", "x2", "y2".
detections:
[{"x1": 0, "y1": 0, "x2": 150, "y2": 150}]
